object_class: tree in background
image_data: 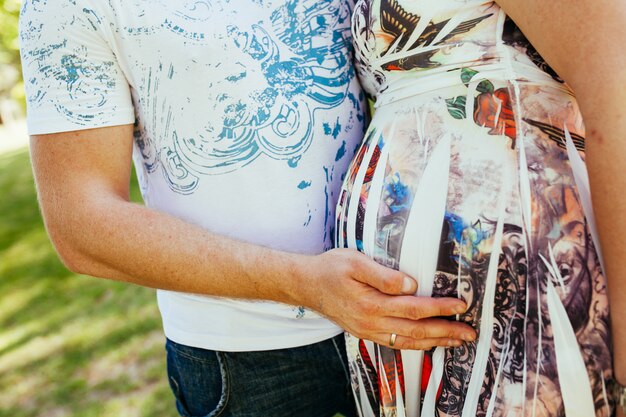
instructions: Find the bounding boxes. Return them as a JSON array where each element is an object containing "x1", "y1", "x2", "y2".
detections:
[{"x1": 0, "y1": 0, "x2": 25, "y2": 124}]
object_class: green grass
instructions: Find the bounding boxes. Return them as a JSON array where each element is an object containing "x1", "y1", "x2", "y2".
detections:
[{"x1": 0, "y1": 148, "x2": 176, "y2": 417}]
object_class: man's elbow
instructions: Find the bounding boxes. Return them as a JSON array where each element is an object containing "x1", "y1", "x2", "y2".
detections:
[{"x1": 46, "y1": 223, "x2": 98, "y2": 276}]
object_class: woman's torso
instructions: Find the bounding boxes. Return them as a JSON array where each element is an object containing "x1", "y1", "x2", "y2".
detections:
[{"x1": 337, "y1": 1, "x2": 615, "y2": 416}]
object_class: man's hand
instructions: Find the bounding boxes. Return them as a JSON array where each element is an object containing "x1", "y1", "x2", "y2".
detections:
[{"x1": 296, "y1": 249, "x2": 476, "y2": 350}]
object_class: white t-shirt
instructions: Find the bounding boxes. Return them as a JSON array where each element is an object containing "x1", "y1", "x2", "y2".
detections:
[{"x1": 20, "y1": 0, "x2": 366, "y2": 351}]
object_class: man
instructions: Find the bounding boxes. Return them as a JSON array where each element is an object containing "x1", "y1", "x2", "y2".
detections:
[{"x1": 19, "y1": 0, "x2": 476, "y2": 415}]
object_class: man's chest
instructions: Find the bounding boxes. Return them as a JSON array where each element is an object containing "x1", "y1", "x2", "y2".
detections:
[
  {"x1": 108, "y1": 0, "x2": 352, "y2": 51},
  {"x1": 107, "y1": 0, "x2": 354, "y2": 91},
  {"x1": 100, "y1": 0, "x2": 362, "y2": 177}
]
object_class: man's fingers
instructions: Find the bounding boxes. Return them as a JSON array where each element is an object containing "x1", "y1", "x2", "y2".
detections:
[
  {"x1": 320, "y1": 249, "x2": 476, "y2": 346},
  {"x1": 351, "y1": 315, "x2": 477, "y2": 350},
  {"x1": 350, "y1": 253, "x2": 417, "y2": 295},
  {"x1": 377, "y1": 334, "x2": 466, "y2": 350},
  {"x1": 387, "y1": 295, "x2": 468, "y2": 320},
  {"x1": 382, "y1": 317, "x2": 476, "y2": 343}
]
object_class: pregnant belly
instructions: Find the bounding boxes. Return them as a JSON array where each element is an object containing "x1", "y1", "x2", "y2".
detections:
[{"x1": 334, "y1": 91, "x2": 612, "y2": 417}]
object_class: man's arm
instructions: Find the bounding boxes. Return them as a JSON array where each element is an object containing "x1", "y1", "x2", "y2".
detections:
[
  {"x1": 495, "y1": 0, "x2": 626, "y2": 395},
  {"x1": 31, "y1": 124, "x2": 477, "y2": 350}
]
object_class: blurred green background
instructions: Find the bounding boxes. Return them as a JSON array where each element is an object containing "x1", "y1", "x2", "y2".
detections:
[
  {"x1": 0, "y1": 0, "x2": 24, "y2": 118},
  {"x1": 0, "y1": 1, "x2": 178, "y2": 415},
  {"x1": 0, "y1": 149, "x2": 175, "y2": 417}
]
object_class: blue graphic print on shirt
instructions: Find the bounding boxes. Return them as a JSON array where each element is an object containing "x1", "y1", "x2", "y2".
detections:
[{"x1": 166, "y1": 0, "x2": 357, "y2": 180}]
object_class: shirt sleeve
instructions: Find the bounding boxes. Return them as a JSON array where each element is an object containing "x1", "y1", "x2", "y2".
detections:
[{"x1": 19, "y1": 0, "x2": 135, "y2": 135}]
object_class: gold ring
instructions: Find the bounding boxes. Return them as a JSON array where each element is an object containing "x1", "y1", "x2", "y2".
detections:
[{"x1": 389, "y1": 333, "x2": 397, "y2": 347}]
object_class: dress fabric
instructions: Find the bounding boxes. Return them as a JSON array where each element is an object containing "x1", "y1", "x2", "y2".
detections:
[{"x1": 335, "y1": 0, "x2": 615, "y2": 416}]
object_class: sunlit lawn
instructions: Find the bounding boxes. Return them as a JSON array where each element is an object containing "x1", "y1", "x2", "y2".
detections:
[{"x1": 0, "y1": 148, "x2": 176, "y2": 417}]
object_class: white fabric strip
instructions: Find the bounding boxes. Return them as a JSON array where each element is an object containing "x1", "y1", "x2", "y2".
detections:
[
  {"x1": 363, "y1": 129, "x2": 393, "y2": 259},
  {"x1": 397, "y1": 133, "x2": 451, "y2": 416},
  {"x1": 564, "y1": 127, "x2": 605, "y2": 273},
  {"x1": 347, "y1": 134, "x2": 381, "y2": 250},
  {"x1": 517, "y1": 134, "x2": 533, "y2": 250},
  {"x1": 461, "y1": 167, "x2": 510, "y2": 417},
  {"x1": 399, "y1": 133, "x2": 452, "y2": 297},
  {"x1": 337, "y1": 193, "x2": 346, "y2": 249},
  {"x1": 355, "y1": 367, "x2": 375, "y2": 417},
  {"x1": 396, "y1": 368, "x2": 407, "y2": 417},
  {"x1": 400, "y1": 350, "x2": 424, "y2": 417},
  {"x1": 546, "y1": 280, "x2": 596, "y2": 417}
]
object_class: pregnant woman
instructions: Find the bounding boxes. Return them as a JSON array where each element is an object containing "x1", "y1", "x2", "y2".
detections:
[{"x1": 336, "y1": 0, "x2": 625, "y2": 416}]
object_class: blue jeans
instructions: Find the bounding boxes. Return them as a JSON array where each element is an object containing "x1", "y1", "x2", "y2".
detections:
[{"x1": 165, "y1": 334, "x2": 357, "y2": 417}]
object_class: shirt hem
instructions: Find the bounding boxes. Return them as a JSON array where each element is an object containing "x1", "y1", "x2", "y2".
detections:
[
  {"x1": 26, "y1": 110, "x2": 136, "y2": 135},
  {"x1": 162, "y1": 325, "x2": 344, "y2": 352}
]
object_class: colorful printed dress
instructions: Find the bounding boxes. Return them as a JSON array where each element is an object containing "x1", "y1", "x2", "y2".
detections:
[{"x1": 335, "y1": 1, "x2": 615, "y2": 416}]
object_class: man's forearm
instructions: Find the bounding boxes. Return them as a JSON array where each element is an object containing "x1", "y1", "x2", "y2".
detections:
[
  {"x1": 42, "y1": 184, "x2": 478, "y2": 349},
  {"x1": 56, "y1": 194, "x2": 306, "y2": 305}
]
